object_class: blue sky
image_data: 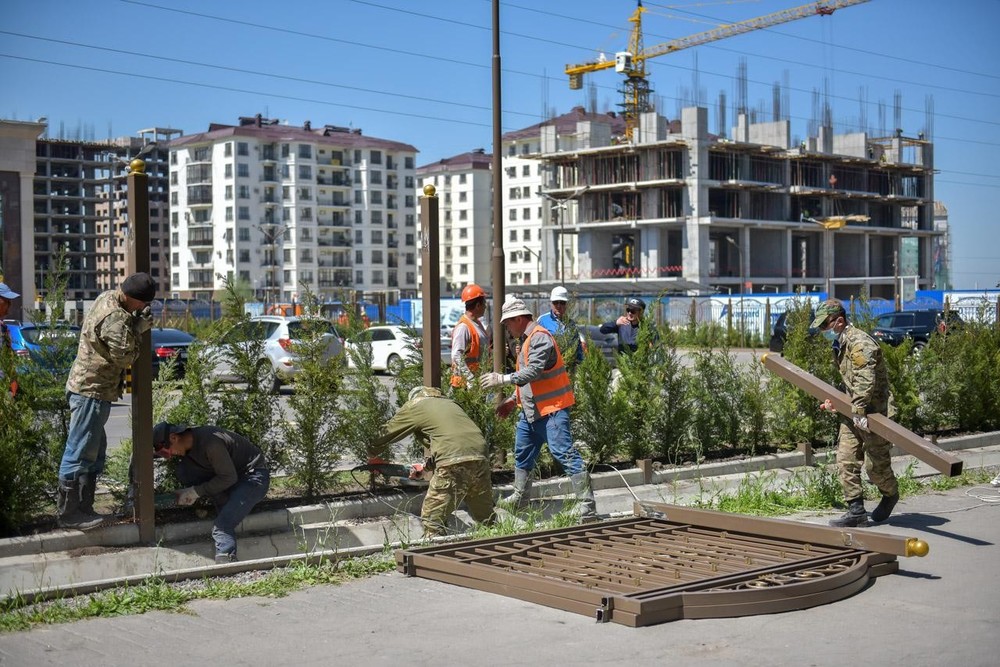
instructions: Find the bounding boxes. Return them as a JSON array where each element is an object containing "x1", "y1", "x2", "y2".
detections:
[{"x1": 2, "y1": 0, "x2": 997, "y2": 289}]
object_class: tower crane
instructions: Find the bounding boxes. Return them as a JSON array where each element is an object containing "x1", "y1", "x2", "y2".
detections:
[{"x1": 565, "y1": 0, "x2": 871, "y2": 141}]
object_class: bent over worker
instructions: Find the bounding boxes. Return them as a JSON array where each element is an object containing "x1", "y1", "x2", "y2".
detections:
[
  {"x1": 480, "y1": 298, "x2": 597, "y2": 521},
  {"x1": 814, "y1": 299, "x2": 899, "y2": 527},
  {"x1": 450, "y1": 283, "x2": 491, "y2": 389},
  {"x1": 374, "y1": 386, "x2": 495, "y2": 537},
  {"x1": 153, "y1": 422, "x2": 271, "y2": 563}
]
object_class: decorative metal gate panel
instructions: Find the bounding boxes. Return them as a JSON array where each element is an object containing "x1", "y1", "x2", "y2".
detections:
[{"x1": 397, "y1": 502, "x2": 928, "y2": 627}]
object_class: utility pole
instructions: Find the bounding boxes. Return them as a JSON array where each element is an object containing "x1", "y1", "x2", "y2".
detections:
[
  {"x1": 491, "y1": 0, "x2": 506, "y2": 376},
  {"x1": 419, "y1": 185, "x2": 441, "y2": 388},
  {"x1": 893, "y1": 249, "x2": 901, "y2": 311}
]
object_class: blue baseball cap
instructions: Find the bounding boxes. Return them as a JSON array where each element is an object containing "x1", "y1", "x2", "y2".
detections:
[{"x1": 0, "y1": 283, "x2": 19, "y2": 300}]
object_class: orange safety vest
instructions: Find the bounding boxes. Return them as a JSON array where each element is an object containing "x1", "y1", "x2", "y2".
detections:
[
  {"x1": 450, "y1": 314, "x2": 483, "y2": 387},
  {"x1": 515, "y1": 324, "x2": 575, "y2": 416}
]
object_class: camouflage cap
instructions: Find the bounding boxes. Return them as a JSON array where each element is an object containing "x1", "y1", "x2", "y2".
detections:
[
  {"x1": 811, "y1": 299, "x2": 846, "y2": 329},
  {"x1": 408, "y1": 386, "x2": 443, "y2": 403}
]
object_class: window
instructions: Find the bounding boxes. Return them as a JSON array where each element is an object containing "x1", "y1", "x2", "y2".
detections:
[
  {"x1": 404, "y1": 156, "x2": 414, "y2": 169},
  {"x1": 224, "y1": 164, "x2": 233, "y2": 179},
  {"x1": 172, "y1": 253, "x2": 179, "y2": 267},
  {"x1": 405, "y1": 214, "x2": 415, "y2": 226},
  {"x1": 298, "y1": 144, "x2": 312, "y2": 159},
  {"x1": 370, "y1": 191, "x2": 382, "y2": 205},
  {"x1": 171, "y1": 212, "x2": 178, "y2": 226},
  {"x1": 370, "y1": 150, "x2": 382, "y2": 165},
  {"x1": 238, "y1": 228, "x2": 250, "y2": 241},
  {"x1": 522, "y1": 165, "x2": 531, "y2": 177},
  {"x1": 300, "y1": 207, "x2": 313, "y2": 221},
  {"x1": 238, "y1": 206, "x2": 250, "y2": 220},
  {"x1": 355, "y1": 250, "x2": 363, "y2": 264},
  {"x1": 239, "y1": 270, "x2": 250, "y2": 283},
  {"x1": 370, "y1": 170, "x2": 382, "y2": 184},
  {"x1": 298, "y1": 165, "x2": 312, "y2": 179},
  {"x1": 459, "y1": 228, "x2": 468, "y2": 239},
  {"x1": 239, "y1": 249, "x2": 250, "y2": 263},
  {"x1": 225, "y1": 206, "x2": 234, "y2": 221},
  {"x1": 522, "y1": 186, "x2": 530, "y2": 197},
  {"x1": 372, "y1": 270, "x2": 383, "y2": 283},
  {"x1": 171, "y1": 192, "x2": 178, "y2": 205},
  {"x1": 372, "y1": 250, "x2": 383, "y2": 264},
  {"x1": 226, "y1": 249, "x2": 234, "y2": 264},
  {"x1": 459, "y1": 264, "x2": 468, "y2": 274},
  {"x1": 459, "y1": 246, "x2": 468, "y2": 257},
  {"x1": 298, "y1": 187, "x2": 311, "y2": 200},
  {"x1": 509, "y1": 187, "x2": 518, "y2": 199},
  {"x1": 282, "y1": 208, "x2": 291, "y2": 221},
  {"x1": 508, "y1": 209, "x2": 516, "y2": 221},
  {"x1": 282, "y1": 164, "x2": 290, "y2": 179},
  {"x1": 371, "y1": 210, "x2": 383, "y2": 224},
  {"x1": 281, "y1": 144, "x2": 289, "y2": 158},
  {"x1": 521, "y1": 144, "x2": 530, "y2": 155},
  {"x1": 238, "y1": 185, "x2": 250, "y2": 199},
  {"x1": 355, "y1": 229, "x2": 363, "y2": 243},
  {"x1": 508, "y1": 145, "x2": 516, "y2": 156},
  {"x1": 354, "y1": 149, "x2": 362, "y2": 163},
  {"x1": 459, "y1": 210, "x2": 468, "y2": 220},
  {"x1": 283, "y1": 186, "x2": 291, "y2": 200},
  {"x1": 237, "y1": 142, "x2": 249, "y2": 156},
  {"x1": 283, "y1": 249, "x2": 292, "y2": 262},
  {"x1": 224, "y1": 143, "x2": 233, "y2": 157},
  {"x1": 522, "y1": 208, "x2": 531, "y2": 220},
  {"x1": 237, "y1": 163, "x2": 249, "y2": 178},
  {"x1": 509, "y1": 252, "x2": 518, "y2": 263},
  {"x1": 509, "y1": 230, "x2": 516, "y2": 241},
  {"x1": 356, "y1": 270, "x2": 364, "y2": 283},
  {"x1": 170, "y1": 171, "x2": 178, "y2": 186},
  {"x1": 523, "y1": 229, "x2": 530, "y2": 241},
  {"x1": 354, "y1": 191, "x2": 363, "y2": 204},
  {"x1": 170, "y1": 152, "x2": 177, "y2": 165},
  {"x1": 405, "y1": 195, "x2": 414, "y2": 207},
  {"x1": 405, "y1": 176, "x2": 414, "y2": 188},
  {"x1": 355, "y1": 210, "x2": 363, "y2": 225},
  {"x1": 510, "y1": 272, "x2": 518, "y2": 282},
  {"x1": 459, "y1": 192, "x2": 467, "y2": 202},
  {"x1": 459, "y1": 174, "x2": 467, "y2": 184},
  {"x1": 225, "y1": 185, "x2": 233, "y2": 200},
  {"x1": 371, "y1": 231, "x2": 384, "y2": 244}
]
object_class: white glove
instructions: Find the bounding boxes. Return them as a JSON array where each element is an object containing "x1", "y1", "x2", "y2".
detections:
[
  {"x1": 479, "y1": 372, "x2": 510, "y2": 390},
  {"x1": 852, "y1": 415, "x2": 870, "y2": 433},
  {"x1": 176, "y1": 487, "x2": 200, "y2": 506}
]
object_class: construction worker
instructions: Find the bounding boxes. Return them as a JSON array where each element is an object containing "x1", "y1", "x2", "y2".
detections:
[
  {"x1": 375, "y1": 386, "x2": 495, "y2": 537},
  {"x1": 57, "y1": 272, "x2": 156, "y2": 530},
  {"x1": 450, "y1": 283, "x2": 490, "y2": 388},
  {"x1": 600, "y1": 296, "x2": 647, "y2": 354},
  {"x1": 537, "y1": 285, "x2": 583, "y2": 365},
  {"x1": 152, "y1": 422, "x2": 271, "y2": 563},
  {"x1": 480, "y1": 298, "x2": 597, "y2": 520},
  {"x1": 814, "y1": 299, "x2": 899, "y2": 527},
  {"x1": 0, "y1": 282, "x2": 20, "y2": 397}
]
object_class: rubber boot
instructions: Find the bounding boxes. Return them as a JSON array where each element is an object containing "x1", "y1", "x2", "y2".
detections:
[
  {"x1": 78, "y1": 473, "x2": 109, "y2": 522},
  {"x1": 870, "y1": 493, "x2": 899, "y2": 522},
  {"x1": 56, "y1": 479, "x2": 104, "y2": 531},
  {"x1": 829, "y1": 498, "x2": 867, "y2": 528},
  {"x1": 569, "y1": 471, "x2": 598, "y2": 522},
  {"x1": 503, "y1": 468, "x2": 532, "y2": 511},
  {"x1": 215, "y1": 553, "x2": 237, "y2": 565}
]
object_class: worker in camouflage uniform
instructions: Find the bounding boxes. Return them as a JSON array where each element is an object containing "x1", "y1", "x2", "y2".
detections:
[
  {"x1": 375, "y1": 386, "x2": 495, "y2": 537},
  {"x1": 57, "y1": 273, "x2": 156, "y2": 530},
  {"x1": 814, "y1": 299, "x2": 899, "y2": 527}
]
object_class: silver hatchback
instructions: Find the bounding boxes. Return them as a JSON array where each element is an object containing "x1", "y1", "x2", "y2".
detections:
[{"x1": 206, "y1": 316, "x2": 345, "y2": 392}]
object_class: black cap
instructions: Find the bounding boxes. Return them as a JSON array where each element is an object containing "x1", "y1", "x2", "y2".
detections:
[
  {"x1": 121, "y1": 272, "x2": 156, "y2": 303},
  {"x1": 626, "y1": 297, "x2": 646, "y2": 310},
  {"x1": 152, "y1": 422, "x2": 189, "y2": 450}
]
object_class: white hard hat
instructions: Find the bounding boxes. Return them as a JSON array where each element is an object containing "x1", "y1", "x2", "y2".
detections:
[
  {"x1": 500, "y1": 298, "x2": 532, "y2": 322},
  {"x1": 550, "y1": 286, "x2": 569, "y2": 302}
]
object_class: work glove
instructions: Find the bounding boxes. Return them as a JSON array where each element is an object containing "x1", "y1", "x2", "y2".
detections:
[
  {"x1": 852, "y1": 415, "x2": 870, "y2": 433},
  {"x1": 479, "y1": 372, "x2": 511, "y2": 390},
  {"x1": 496, "y1": 397, "x2": 517, "y2": 420},
  {"x1": 818, "y1": 399, "x2": 835, "y2": 412},
  {"x1": 133, "y1": 305, "x2": 152, "y2": 321},
  {"x1": 176, "y1": 487, "x2": 200, "y2": 506}
]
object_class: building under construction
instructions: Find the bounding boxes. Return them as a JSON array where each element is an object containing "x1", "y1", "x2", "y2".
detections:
[{"x1": 535, "y1": 106, "x2": 939, "y2": 299}]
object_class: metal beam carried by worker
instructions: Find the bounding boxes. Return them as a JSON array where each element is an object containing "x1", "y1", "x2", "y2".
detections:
[{"x1": 761, "y1": 352, "x2": 963, "y2": 477}]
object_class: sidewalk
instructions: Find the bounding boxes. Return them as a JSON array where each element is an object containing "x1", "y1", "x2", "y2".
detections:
[{"x1": 2, "y1": 481, "x2": 998, "y2": 666}]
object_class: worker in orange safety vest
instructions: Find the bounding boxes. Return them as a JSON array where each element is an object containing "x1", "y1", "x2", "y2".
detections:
[{"x1": 450, "y1": 283, "x2": 491, "y2": 389}]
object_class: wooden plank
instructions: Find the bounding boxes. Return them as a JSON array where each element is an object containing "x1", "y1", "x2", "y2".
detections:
[{"x1": 761, "y1": 352, "x2": 963, "y2": 476}]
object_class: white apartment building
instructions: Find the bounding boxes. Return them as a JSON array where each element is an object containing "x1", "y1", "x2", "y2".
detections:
[
  {"x1": 169, "y1": 115, "x2": 419, "y2": 303},
  {"x1": 500, "y1": 107, "x2": 625, "y2": 286},
  {"x1": 415, "y1": 149, "x2": 492, "y2": 293}
]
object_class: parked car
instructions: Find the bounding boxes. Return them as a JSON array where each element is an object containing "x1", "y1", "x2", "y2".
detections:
[
  {"x1": 580, "y1": 325, "x2": 618, "y2": 367},
  {"x1": 871, "y1": 309, "x2": 962, "y2": 352},
  {"x1": 346, "y1": 325, "x2": 422, "y2": 374},
  {"x1": 150, "y1": 328, "x2": 196, "y2": 379},
  {"x1": 3, "y1": 320, "x2": 80, "y2": 373},
  {"x1": 767, "y1": 310, "x2": 816, "y2": 353},
  {"x1": 204, "y1": 316, "x2": 345, "y2": 392}
]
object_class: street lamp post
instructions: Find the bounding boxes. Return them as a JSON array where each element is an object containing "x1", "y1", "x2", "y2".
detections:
[
  {"x1": 726, "y1": 235, "x2": 745, "y2": 348},
  {"x1": 258, "y1": 223, "x2": 286, "y2": 310}
]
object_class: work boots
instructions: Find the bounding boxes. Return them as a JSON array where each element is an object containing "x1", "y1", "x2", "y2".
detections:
[
  {"x1": 78, "y1": 473, "x2": 110, "y2": 522},
  {"x1": 503, "y1": 468, "x2": 532, "y2": 511},
  {"x1": 569, "y1": 471, "x2": 598, "y2": 522},
  {"x1": 829, "y1": 498, "x2": 868, "y2": 528},
  {"x1": 56, "y1": 478, "x2": 105, "y2": 531},
  {"x1": 870, "y1": 493, "x2": 899, "y2": 522}
]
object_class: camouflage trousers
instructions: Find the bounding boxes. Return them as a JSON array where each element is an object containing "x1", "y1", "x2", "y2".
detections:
[
  {"x1": 421, "y1": 460, "x2": 496, "y2": 538},
  {"x1": 837, "y1": 420, "x2": 899, "y2": 501}
]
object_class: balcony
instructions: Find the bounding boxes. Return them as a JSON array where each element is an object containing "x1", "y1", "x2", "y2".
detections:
[
  {"x1": 188, "y1": 234, "x2": 213, "y2": 248},
  {"x1": 317, "y1": 175, "x2": 351, "y2": 187}
]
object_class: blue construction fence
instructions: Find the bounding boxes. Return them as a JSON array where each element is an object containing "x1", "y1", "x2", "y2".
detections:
[{"x1": 385, "y1": 290, "x2": 1000, "y2": 340}]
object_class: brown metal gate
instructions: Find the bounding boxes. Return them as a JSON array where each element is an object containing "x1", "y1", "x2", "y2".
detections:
[{"x1": 397, "y1": 502, "x2": 928, "y2": 627}]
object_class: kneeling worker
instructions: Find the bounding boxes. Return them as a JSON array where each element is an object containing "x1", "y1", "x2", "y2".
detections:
[
  {"x1": 152, "y1": 422, "x2": 271, "y2": 563},
  {"x1": 375, "y1": 386, "x2": 496, "y2": 537}
]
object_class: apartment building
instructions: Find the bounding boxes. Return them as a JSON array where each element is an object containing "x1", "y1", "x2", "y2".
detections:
[
  {"x1": 501, "y1": 107, "x2": 625, "y2": 286},
  {"x1": 535, "y1": 106, "x2": 940, "y2": 299},
  {"x1": 415, "y1": 148, "x2": 492, "y2": 293},
  {"x1": 168, "y1": 115, "x2": 419, "y2": 303},
  {"x1": 0, "y1": 119, "x2": 46, "y2": 318}
]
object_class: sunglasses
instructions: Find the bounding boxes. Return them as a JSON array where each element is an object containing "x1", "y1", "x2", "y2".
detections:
[{"x1": 626, "y1": 308, "x2": 640, "y2": 314}]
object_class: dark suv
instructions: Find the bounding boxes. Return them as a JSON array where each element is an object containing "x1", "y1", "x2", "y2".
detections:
[
  {"x1": 768, "y1": 310, "x2": 816, "y2": 353},
  {"x1": 871, "y1": 309, "x2": 961, "y2": 352}
]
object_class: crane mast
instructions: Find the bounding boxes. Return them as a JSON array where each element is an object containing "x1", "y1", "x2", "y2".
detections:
[{"x1": 565, "y1": 0, "x2": 871, "y2": 141}]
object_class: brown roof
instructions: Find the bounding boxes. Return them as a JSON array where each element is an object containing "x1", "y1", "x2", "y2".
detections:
[
  {"x1": 501, "y1": 106, "x2": 626, "y2": 142},
  {"x1": 168, "y1": 115, "x2": 417, "y2": 153},
  {"x1": 416, "y1": 149, "x2": 492, "y2": 173}
]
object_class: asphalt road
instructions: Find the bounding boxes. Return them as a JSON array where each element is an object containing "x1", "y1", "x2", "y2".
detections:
[{"x1": 2, "y1": 484, "x2": 997, "y2": 666}]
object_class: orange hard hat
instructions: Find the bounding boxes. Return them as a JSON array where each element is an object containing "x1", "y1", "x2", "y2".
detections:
[{"x1": 461, "y1": 283, "x2": 486, "y2": 303}]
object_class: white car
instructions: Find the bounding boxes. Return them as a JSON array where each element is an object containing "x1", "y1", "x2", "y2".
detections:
[{"x1": 345, "y1": 325, "x2": 422, "y2": 374}]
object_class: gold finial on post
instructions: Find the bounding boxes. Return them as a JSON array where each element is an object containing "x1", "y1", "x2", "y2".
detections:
[
  {"x1": 129, "y1": 158, "x2": 147, "y2": 175},
  {"x1": 422, "y1": 184, "x2": 436, "y2": 197}
]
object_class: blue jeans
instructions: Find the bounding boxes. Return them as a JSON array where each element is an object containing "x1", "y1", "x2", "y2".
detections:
[
  {"x1": 212, "y1": 468, "x2": 271, "y2": 558},
  {"x1": 513, "y1": 408, "x2": 583, "y2": 476},
  {"x1": 59, "y1": 392, "x2": 111, "y2": 481}
]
